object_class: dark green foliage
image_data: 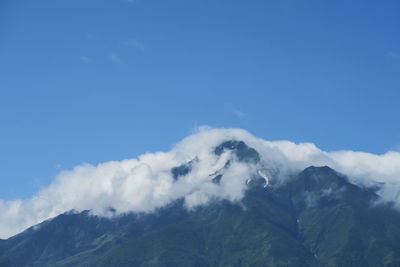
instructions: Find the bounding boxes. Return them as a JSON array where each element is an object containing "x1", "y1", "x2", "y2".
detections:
[
  {"x1": 0, "y1": 210, "x2": 123, "y2": 267},
  {"x1": 2, "y1": 166, "x2": 400, "y2": 267}
]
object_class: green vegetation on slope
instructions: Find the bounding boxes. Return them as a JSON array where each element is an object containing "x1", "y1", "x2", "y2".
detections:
[{"x1": 1, "y1": 142, "x2": 400, "y2": 267}]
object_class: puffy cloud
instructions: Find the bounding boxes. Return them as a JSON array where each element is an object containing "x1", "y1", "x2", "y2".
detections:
[{"x1": 1, "y1": 127, "x2": 400, "y2": 239}]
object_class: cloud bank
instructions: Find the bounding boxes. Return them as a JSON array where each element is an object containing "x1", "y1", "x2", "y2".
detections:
[{"x1": 1, "y1": 127, "x2": 400, "y2": 239}]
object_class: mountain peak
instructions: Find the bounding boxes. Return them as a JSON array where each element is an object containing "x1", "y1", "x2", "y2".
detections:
[
  {"x1": 297, "y1": 165, "x2": 347, "y2": 189},
  {"x1": 214, "y1": 140, "x2": 260, "y2": 163}
]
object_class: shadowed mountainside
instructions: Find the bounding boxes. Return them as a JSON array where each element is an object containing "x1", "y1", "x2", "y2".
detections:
[{"x1": 1, "y1": 141, "x2": 400, "y2": 267}]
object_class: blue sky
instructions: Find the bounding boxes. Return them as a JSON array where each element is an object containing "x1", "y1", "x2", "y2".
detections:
[{"x1": 0, "y1": 0, "x2": 399, "y2": 200}]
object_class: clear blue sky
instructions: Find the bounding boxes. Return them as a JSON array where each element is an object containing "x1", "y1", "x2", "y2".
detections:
[{"x1": 1, "y1": 0, "x2": 399, "y2": 199}]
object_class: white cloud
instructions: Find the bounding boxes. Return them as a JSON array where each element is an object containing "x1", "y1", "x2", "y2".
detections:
[{"x1": 1, "y1": 127, "x2": 400, "y2": 239}]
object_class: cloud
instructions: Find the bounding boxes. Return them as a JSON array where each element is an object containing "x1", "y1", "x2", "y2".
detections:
[
  {"x1": 123, "y1": 38, "x2": 145, "y2": 51},
  {"x1": 80, "y1": 56, "x2": 90, "y2": 64},
  {"x1": 391, "y1": 144, "x2": 400, "y2": 152},
  {"x1": 388, "y1": 52, "x2": 400, "y2": 59},
  {"x1": 1, "y1": 127, "x2": 400, "y2": 239},
  {"x1": 110, "y1": 52, "x2": 122, "y2": 63},
  {"x1": 232, "y1": 109, "x2": 246, "y2": 119}
]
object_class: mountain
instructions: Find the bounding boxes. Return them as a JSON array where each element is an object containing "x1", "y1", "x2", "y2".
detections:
[{"x1": 1, "y1": 141, "x2": 400, "y2": 267}]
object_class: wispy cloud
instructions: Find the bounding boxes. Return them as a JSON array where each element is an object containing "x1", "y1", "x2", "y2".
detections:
[
  {"x1": 232, "y1": 109, "x2": 246, "y2": 120},
  {"x1": 110, "y1": 52, "x2": 122, "y2": 63},
  {"x1": 388, "y1": 51, "x2": 400, "y2": 59},
  {"x1": 231, "y1": 107, "x2": 249, "y2": 125},
  {"x1": 390, "y1": 144, "x2": 400, "y2": 152},
  {"x1": 80, "y1": 56, "x2": 90, "y2": 64},
  {"x1": 123, "y1": 38, "x2": 145, "y2": 51}
]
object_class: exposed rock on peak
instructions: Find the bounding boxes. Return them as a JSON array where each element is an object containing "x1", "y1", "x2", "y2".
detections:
[{"x1": 214, "y1": 140, "x2": 260, "y2": 163}]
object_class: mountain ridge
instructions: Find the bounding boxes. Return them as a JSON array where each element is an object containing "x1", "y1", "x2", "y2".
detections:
[{"x1": 1, "y1": 140, "x2": 400, "y2": 267}]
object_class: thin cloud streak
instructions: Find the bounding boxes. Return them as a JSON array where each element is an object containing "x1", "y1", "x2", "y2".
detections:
[
  {"x1": 232, "y1": 109, "x2": 246, "y2": 119},
  {"x1": 388, "y1": 52, "x2": 400, "y2": 58},
  {"x1": 80, "y1": 56, "x2": 90, "y2": 64},
  {"x1": 123, "y1": 38, "x2": 145, "y2": 51},
  {"x1": 110, "y1": 52, "x2": 122, "y2": 63}
]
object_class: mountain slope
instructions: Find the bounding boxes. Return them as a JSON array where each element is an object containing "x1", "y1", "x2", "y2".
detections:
[
  {"x1": 77, "y1": 167, "x2": 400, "y2": 267},
  {"x1": 1, "y1": 141, "x2": 400, "y2": 267},
  {"x1": 286, "y1": 166, "x2": 400, "y2": 266}
]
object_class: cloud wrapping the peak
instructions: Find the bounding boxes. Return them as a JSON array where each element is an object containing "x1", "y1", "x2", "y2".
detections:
[{"x1": 1, "y1": 127, "x2": 400, "y2": 239}]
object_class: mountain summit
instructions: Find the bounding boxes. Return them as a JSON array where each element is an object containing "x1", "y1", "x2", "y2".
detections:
[{"x1": 1, "y1": 140, "x2": 400, "y2": 267}]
